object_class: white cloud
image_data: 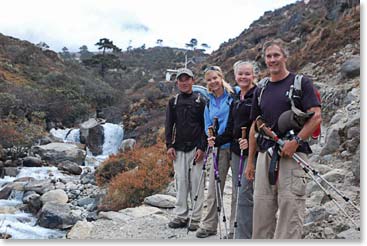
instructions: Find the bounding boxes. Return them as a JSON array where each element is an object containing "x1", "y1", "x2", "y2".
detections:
[{"x1": 0, "y1": 0, "x2": 297, "y2": 52}]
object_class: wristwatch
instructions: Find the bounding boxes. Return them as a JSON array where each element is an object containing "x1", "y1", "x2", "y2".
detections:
[{"x1": 293, "y1": 135, "x2": 303, "y2": 145}]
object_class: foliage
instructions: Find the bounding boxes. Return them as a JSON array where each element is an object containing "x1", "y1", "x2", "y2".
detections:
[
  {"x1": 95, "y1": 154, "x2": 138, "y2": 186},
  {"x1": 0, "y1": 118, "x2": 46, "y2": 158},
  {"x1": 99, "y1": 141, "x2": 172, "y2": 211}
]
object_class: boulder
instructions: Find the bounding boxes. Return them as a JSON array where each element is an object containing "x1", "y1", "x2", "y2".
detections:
[
  {"x1": 37, "y1": 202, "x2": 82, "y2": 229},
  {"x1": 24, "y1": 180, "x2": 53, "y2": 194},
  {"x1": 67, "y1": 220, "x2": 94, "y2": 239},
  {"x1": 41, "y1": 189, "x2": 68, "y2": 204},
  {"x1": 58, "y1": 160, "x2": 82, "y2": 175},
  {"x1": 143, "y1": 194, "x2": 176, "y2": 208},
  {"x1": 23, "y1": 193, "x2": 42, "y2": 214},
  {"x1": 304, "y1": 207, "x2": 330, "y2": 224},
  {"x1": 79, "y1": 118, "x2": 99, "y2": 144},
  {"x1": 340, "y1": 56, "x2": 360, "y2": 79},
  {"x1": 32, "y1": 143, "x2": 86, "y2": 165},
  {"x1": 0, "y1": 185, "x2": 12, "y2": 199},
  {"x1": 3, "y1": 167, "x2": 19, "y2": 177},
  {"x1": 86, "y1": 125, "x2": 104, "y2": 156},
  {"x1": 320, "y1": 128, "x2": 340, "y2": 156},
  {"x1": 22, "y1": 156, "x2": 43, "y2": 167}
]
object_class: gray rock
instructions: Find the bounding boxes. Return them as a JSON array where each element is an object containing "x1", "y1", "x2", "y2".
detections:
[
  {"x1": 337, "y1": 228, "x2": 360, "y2": 239},
  {"x1": 351, "y1": 145, "x2": 360, "y2": 183},
  {"x1": 144, "y1": 194, "x2": 176, "y2": 208},
  {"x1": 58, "y1": 160, "x2": 82, "y2": 175},
  {"x1": 24, "y1": 180, "x2": 53, "y2": 194},
  {"x1": 79, "y1": 118, "x2": 99, "y2": 145},
  {"x1": 3, "y1": 167, "x2": 20, "y2": 177},
  {"x1": 0, "y1": 185, "x2": 12, "y2": 199},
  {"x1": 25, "y1": 193, "x2": 42, "y2": 214},
  {"x1": 39, "y1": 136, "x2": 53, "y2": 145},
  {"x1": 67, "y1": 220, "x2": 94, "y2": 239},
  {"x1": 41, "y1": 189, "x2": 68, "y2": 204},
  {"x1": 32, "y1": 143, "x2": 86, "y2": 165},
  {"x1": 37, "y1": 202, "x2": 82, "y2": 229},
  {"x1": 322, "y1": 169, "x2": 347, "y2": 183},
  {"x1": 4, "y1": 160, "x2": 17, "y2": 167},
  {"x1": 346, "y1": 126, "x2": 360, "y2": 140},
  {"x1": 86, "y1": 125, "x2": 104, "y2": 156},
  {"x1": 320, "y1": 128, "x2": 340, "y2": 156},
  {"x1": 77, "y1": 197, "x2": 95, "y2": 207},
  {"x1": 304, "y1": 207, "x2": 330, "y2": 224},
  {"x1": 340, "y1": 57, "x2": 360, "y2": 79},
  {"x1": 22, "y1": 156, "x2": 43, "y2": 167}
]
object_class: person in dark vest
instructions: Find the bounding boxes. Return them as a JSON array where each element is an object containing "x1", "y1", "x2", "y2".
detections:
[
  {"x1": 165, "y1": 68, "x2": 207, "y2": 231},
  {"x1": 245, "y1": 39, "x2": 322, "y2": 239}
]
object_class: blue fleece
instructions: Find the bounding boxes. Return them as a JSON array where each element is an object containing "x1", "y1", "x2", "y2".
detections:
[{"x1": 204, "y1": 89, "x2": 233, "y2": 149}]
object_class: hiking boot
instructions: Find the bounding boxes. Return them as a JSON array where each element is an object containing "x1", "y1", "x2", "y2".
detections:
[
  {"x1": 168, "y1": 217, "x2": 188, "y2": 229},
  {"x1": 196, "y1": 227, "x2": 217, "y2": 238},
  {"x1": 223, "y1": 232, "x2": 234, "y2": 239},
  {"x1": 187, "y1": 220, "x2": 200, "y2": 231}
]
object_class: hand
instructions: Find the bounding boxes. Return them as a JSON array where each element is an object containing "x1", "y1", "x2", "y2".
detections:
[
  {"x1": 245, "y1": 161, "x2": 255, "y2": 181},
  {"x1": 280, "y1": 140, "x2": 298, "y2": 158},
  {"x1": 195, "y1": 149, "x2": 204, "y2": 162},
  {"x1": 207, "y1": 136, "x2": 216, "y2": 148},
  {"x1": 239, "y1": 138, "x2": 248, "y2": 150},
  {"x1": 167, "y1": 147, "x2": 176, "y2": 161}
]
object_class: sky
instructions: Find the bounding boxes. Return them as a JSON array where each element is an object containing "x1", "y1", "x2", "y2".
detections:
[{"x1": 0, "y1": 0, "x2": 301, "y2": 53}]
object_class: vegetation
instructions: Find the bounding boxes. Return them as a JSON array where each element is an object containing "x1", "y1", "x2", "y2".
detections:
[{"x1": 98, "y1": 141, "x2": 173, "y2": 211}]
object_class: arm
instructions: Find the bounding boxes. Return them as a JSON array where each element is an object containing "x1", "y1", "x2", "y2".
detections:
[
  {"x1": 215, "y1": 102, "x2": 234, "y2": 146},
  {"x1": 165, "y1": 100, "x2": 176, "y2": 160},
  {"x1": 281, "y1": 106, "x2": 322, "y2": 157}
]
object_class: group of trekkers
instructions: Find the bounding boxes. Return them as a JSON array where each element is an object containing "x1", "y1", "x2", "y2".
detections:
[{"x1": 165, "y1": 39, "x2": 322, "y2": 239}]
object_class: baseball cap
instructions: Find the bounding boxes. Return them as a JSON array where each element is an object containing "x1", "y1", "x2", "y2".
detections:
[{"x1": 176, "y1": 68, "x2": 194, "y2": 80}]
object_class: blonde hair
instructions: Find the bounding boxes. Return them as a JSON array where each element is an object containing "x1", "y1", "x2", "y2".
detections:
[
  {"x1": 204, "y1": 65, "x2": 234, "y2": 94},
  {"x1": 233, "y1": 60, "x2": 259, "y2": 84}
]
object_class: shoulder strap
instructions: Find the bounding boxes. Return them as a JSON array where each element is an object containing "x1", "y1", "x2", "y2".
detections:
[
  {"x1": 257, "y1": 77, "x2": 270, "y2": 107},
  {"x1": 289, "y1": 74, "x2": 307, "y2": 117},
  {"x1": 294, "y1": 74, "x2": 303, "y2": 91}
]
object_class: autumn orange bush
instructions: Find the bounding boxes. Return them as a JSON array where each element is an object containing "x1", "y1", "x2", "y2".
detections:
[{"x1": 99, "y1": 141, "x2": 173, "y2": 211}]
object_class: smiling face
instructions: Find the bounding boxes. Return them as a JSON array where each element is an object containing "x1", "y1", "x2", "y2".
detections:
[
  {"x1": 205, "y1": 70, "x2": 224, "y2": 96},
  {"x1": 176, "y1": 74, "x2": 194, "y2": 94},
  {"x1": 235, "y1": 63, "x2": 255, "y2": 90},
  {"x1": 264, "y1": 44, "x2": 288, "y2": 76}
]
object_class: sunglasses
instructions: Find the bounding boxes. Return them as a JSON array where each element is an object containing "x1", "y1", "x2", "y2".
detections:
[{"x1": 204, "y1": 66, "x2": 221, "y2": 73}]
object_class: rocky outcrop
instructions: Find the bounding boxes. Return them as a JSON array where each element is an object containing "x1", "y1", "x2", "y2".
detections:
[
  {"x1": 37, "y1": 202, "x2": 82, "y2": 229},
  {"x1": 58, "y1": 160, "x2": 82, "y2": 175},
  {"x1": 32, "y1": 143, "x2": 86, "y2": 165}
]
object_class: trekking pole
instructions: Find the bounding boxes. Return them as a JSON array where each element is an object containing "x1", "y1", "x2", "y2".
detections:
[
  {"x1": 209, "y1": 126, "x2": 229, "y2": 239},
  {"x1": 233, "y1": 127, "x2": 247, "y2": 240},
  {"x1": 187, "y1": 144, "x2": 211, "y2": 234},
  {"x1": 256, "y1": 116, "x2": 360, "y2": 231}
]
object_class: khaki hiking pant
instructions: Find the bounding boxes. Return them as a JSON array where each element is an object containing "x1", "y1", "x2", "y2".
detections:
[
  {"x1": 199, "y1": 148, "x2": 236, "y2": 233},
  {"x1": 173, "y1": 148, "x2": 204, "y2": 222},
  {"x1": 252, "y1": 151, "x2": 308, "y2": 239}
]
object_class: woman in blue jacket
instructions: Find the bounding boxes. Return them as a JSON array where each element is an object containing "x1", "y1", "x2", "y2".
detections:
[{"x1": 196, "y1": 65, "x2": 235, "y2": 238}]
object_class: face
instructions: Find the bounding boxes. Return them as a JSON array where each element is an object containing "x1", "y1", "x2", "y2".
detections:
[
  {"x1": 205, "y1": 71, "x2": 223, "y2": 94},
  {"x1": 176, "y1": 74, "x2": 194, "y2": 93},
  {"x1": 235, "y1": 64, "x2": 254, "y2": 89},
  {"x1": 264, "y1": 45, "x2": 287, "y2": 75}
]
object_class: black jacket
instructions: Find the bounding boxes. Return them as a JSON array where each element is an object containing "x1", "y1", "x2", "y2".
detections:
[
  {"x1": 165, "y1": 92, "x2": 207, "y2": 152},
  {"x1": 215, "y1": 86, "x2": 257, "y2": 156}
]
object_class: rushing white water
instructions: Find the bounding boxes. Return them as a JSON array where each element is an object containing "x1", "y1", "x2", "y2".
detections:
[
  {"x1": 50, "y1": 123, "x2": 124, "y2": 166},
  {"x1": 0, "y1": 212, "x2": 65, "y2": 239}
]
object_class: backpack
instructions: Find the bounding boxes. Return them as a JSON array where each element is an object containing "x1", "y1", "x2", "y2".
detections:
[{"x1": 257, "y1": 74, "x2": 321, "y2": 140}]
